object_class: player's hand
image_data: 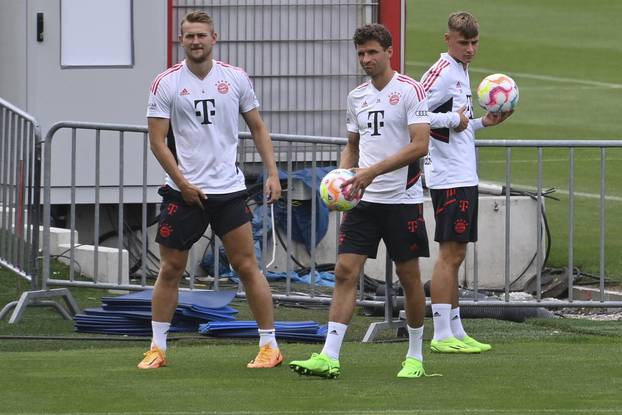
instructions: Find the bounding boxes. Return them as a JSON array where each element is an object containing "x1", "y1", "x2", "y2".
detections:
[
  {"x1": 483, "y1": 110, "x2": 514, "y2": 127},
  {"x1": 179, "y1": 182, "x2": 207, "y2": 209},
  {"x1": 342, "y1": 167, "x2": 375, "y2": 200},
  {"x1": 454, "y1": 106, "x2": 469, "y2": 132},
  {"x1": 264, "y1": 174, "x2": 282, "y2": 204}
]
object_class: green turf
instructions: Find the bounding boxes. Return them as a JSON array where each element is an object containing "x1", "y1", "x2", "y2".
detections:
[
  {"x1": 2, "y1": 339, "x2": 622, "y2": 415},
  {"x1": 2, "y1": 267, "x2": 622, "y2": 414},
  {"x1": 405, "y1": 0, "x2": 622, "y2": 279},
  {"x1": 2, "y1": 3, "x2": 622, "y2": 413}
]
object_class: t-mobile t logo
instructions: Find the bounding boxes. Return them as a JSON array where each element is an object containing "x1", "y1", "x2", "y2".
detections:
[
  {"x1": 367, "y1": 110, "x2": 385, "y2": 136},
  {"x1": 194, "y1": 99, "x2": 216, "y2": 124}
]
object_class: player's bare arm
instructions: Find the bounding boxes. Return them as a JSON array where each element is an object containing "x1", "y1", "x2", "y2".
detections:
[
  {"x1": 482, "y1": 109, "x2": 514, "y2": 127},
  {"x1": 148, "y1": 117, "x2": 206, "y2": 208},
  {"x1": 339, "y1": 131, "x2": 360, "y2": 170},
  {"x1": 345, "y1": 123, "x2": 430, "y2": 198},
  {"x1": 242, "y1": 108, "x2": 282, "y2": 204}
]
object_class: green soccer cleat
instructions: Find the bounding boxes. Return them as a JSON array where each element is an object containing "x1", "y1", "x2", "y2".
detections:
[
  {"x1": 397, "y1": 357, "x2": 426, "y2": 378},
  {"x1": 431, "y1": 337, "x2": 481, "y2": 353},
  {"x1": 289, "y1": 353, "x2": 341, "y2": 379},
  {"x1": 461, "y1": 335, "x2": 492, "y2": 352}
]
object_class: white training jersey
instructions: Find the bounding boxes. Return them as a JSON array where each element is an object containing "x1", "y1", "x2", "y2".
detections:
[
  {"x1": 420, "y1": 52, "x2": 485, "y2": 189},
  {"x1": 147, "y1": 59, "x2": 259, "y2": 194},
  {"x1": 346, "y1": 72, "x2": 429, "y2": 204}
]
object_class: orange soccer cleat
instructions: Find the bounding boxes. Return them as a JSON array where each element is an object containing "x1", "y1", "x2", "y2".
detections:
[
  {"x1": 247, "y1": 344, "x2": 284, "y2": 369},
  {"x1": 137, "y1": 347, "x2": 167, "y2": 369}
]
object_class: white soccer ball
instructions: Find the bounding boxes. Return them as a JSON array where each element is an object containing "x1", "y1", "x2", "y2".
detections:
[
  {"x1": 476, "y1": 73, "x2": 519, "y2": 113},
  {"x1": 319, "y1": 168, "x2": 361, "y2": 211}
]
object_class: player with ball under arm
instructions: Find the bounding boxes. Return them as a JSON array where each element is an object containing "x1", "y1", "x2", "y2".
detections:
[
  {"x1": 289, "y1": 23, "x2": 435, "y2": 379},
  {"x1": 420, "y1": 11, "x2": 514, "y2": 354}
]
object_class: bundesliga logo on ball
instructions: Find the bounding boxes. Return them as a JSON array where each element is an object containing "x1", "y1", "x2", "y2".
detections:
[
  {"x1": 476, "y1": 73, "x2": 519, "y2": 113},
  {"x1": 319, "y1": 168, "x2": 361, "y2": 211}
]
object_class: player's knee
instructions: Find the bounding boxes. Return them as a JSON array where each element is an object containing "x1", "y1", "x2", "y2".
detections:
[
  {"x1": 334, "y1": 261, "x2": 360, "y2": 286},
  {"x1": 159, "y1": 260, "x2": 186, "y2": 283},
  {"x1": 230, "y1": 256, "x2": 257, "y2": 278},
  {"x1": 439, "y1": 245, "x2": 466, "y2": 268},
  {"x1": 396, "y1": 265, "x2": 422, "y2": 288}
]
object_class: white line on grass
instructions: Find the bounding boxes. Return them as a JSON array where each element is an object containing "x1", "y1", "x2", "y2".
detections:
[
  {"x1": 519, "y1": 85, "x2": 613, "y2": 90},
  {"x1": 27, "y1": 410, "x2": 622, "y2": 415},
  {"x1": 479, "y1": 158, "x2": 622, "y2": 164},
  {"x1": 484, "y1": 181, "x2": 622, "y2": 202},
  {"x1": 407, "y1": 61, "x2": 622, "y2": 89}
]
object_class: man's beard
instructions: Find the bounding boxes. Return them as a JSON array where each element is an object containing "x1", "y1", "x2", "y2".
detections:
[{"x1": 187, "y1": 48, "x2": 209, "y2": 64}]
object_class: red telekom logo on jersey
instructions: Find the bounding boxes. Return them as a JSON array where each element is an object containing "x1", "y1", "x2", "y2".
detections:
[
  {"x1": 216, "y1": 81, "x2": 230, "y2": 94},
  {"x1": 389, "y1": 92, "x2": 400, "y2": 105}
]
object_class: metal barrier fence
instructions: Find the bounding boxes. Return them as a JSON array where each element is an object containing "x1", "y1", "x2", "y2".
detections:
[
  {"x1": 39, "y1": 121, "x2": 622, "y2": 313},
  {"x1": 0, "y1": 99, "x2": 80, "y2": 324},
  {"x1": 0, "y1": 97, "x2": 42, "y2": 286}
]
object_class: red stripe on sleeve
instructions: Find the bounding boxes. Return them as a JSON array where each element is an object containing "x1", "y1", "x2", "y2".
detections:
[
  {"x1": 422, "y1": 60, "x2": 450, "y2": 92},
  {"x1": 150, "y1": 64, "x2": 182, "y2": 94}
]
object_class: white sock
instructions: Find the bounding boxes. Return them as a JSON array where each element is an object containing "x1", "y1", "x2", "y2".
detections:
[
  {"x1": 450, "y1": 307, "x2": 468, "y2": 340},
  {"x1": 151, "y1": 321, "x2": 171, "y2": 351},
  {"x1": 431, "y1": 303, "x2": 453, "y2": 341},
  {"x1": 258, "y1": 328, "x2": 278, "y2": 349},
  {"x1": 321, "y1": 321, "x2": 348, "y2": 360},
  {"x1": 406, "y1": 325, "x2": 424, "y2": 361}
]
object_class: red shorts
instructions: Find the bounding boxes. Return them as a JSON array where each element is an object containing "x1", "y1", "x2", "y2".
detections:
[
  {"x1": 430, "y1": 186, "x2": 478, "y2": 243},
  {"x1": 155, "y1": 185, "x2": 251, "y2": 251},
  {"x1": 338, "y1": 201, "x2": 429, "y2": 262}
]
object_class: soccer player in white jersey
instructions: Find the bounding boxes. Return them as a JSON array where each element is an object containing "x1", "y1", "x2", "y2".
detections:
[
  {"x1": 290, "y1": 24, "x2": 435, "y2": 379},
  {"x1": 139, "y1": 11, "x2": 283, "y2": 369},
  {"x1": 421, "y1": 11, "x2": 513, "y2": 354}
]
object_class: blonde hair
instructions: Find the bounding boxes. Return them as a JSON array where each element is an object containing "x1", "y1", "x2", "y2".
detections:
[
  {"x1": 448, "y1": 11, "x2": 479, "y2": 38},
  {"x1": 180, "y1": 11, "x2": 214, "y2": 35}
]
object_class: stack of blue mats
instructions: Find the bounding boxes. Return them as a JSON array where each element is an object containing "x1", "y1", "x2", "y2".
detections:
[
  {"x1": 199, "y1": 321, "x2": 327, "y2": 342},
  {"x1": 74, "y1": 289, "x2": 238, "y2": 336}
]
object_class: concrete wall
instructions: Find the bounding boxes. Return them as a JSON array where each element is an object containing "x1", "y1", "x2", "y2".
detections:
[{"x1": 264, "y1": 196, "x2": 545, "y2": 290}]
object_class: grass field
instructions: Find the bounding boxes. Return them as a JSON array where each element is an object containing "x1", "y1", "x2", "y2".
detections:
[
  {"x1": 2, "y1": 269, "x2": 622, "y2": 414},
  {"x1": 2, "y1": 2, "x2": 622, "y2": 414},
  {"x1": 405, "y1": 0, "x2": 622, "y2": 279}
]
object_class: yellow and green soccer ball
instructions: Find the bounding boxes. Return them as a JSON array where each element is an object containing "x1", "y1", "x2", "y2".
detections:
[
  {"x1": 477, "y1": 73, "x2": 519, "y2": 113},
  {"x1": 319, "y1": 168, "x2": 360, "y2": 211}
]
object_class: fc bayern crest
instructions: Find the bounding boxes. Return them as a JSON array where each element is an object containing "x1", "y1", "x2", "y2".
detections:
[
  {"x1": 389, "y1": 92, "x2": 400, "y2": 105},
  {"x1": 454, "y1": 219, "x2": 468, "y2": 234},
  {"x1": 216, "y1": 81, "x2": 230, "y2": 94}
]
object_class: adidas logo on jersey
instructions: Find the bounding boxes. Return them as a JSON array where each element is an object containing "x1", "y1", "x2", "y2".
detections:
[{"x1": 180, "y1": 88, "x2": 190, "y2": 96}]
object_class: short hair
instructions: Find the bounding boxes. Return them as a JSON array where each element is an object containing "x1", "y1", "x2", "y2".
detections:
[
  {"x1": 180, "y1": 11, "x2": 214, "y2": 35},
  {"x1": 448, "y1": 11, "x2": 479, "y2": 38},
  {"x1": 353, "y1": 24, "x2": 392, "y2": 49}
]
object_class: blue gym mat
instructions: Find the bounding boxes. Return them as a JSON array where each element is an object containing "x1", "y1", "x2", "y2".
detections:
[
  {"x1": 199, "y1": 320, "x2": 328, "y2": 342},
  {"x1": 75, "y1": 290, "x2": 326, "y2": 342},
  {"x1": 101, "y1": 289, "x2": 236, "y2": 309},
  {"x1": 74, "y1": 290, "x2": 238, "y2": 336}
]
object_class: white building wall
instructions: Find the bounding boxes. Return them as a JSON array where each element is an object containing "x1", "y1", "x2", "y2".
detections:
[
  {"x1": 0, "y1": 0, "x2": 28, "y2": 107},
  {"x1": 0, "y1": 0, "x2": 168, "y2": 204}
]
